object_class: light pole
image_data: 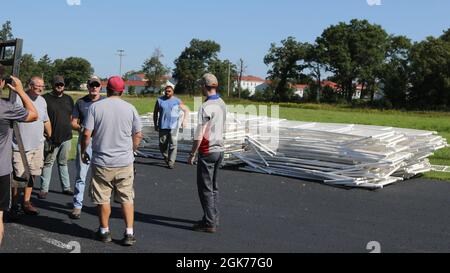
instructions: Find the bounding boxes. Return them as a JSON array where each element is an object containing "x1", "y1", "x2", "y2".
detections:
[{"x1": 116, "y1": 49, "x2": 126, "y2": 76}]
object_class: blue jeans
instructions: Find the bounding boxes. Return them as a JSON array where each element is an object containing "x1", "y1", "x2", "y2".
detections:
[
  {"x1": 73, "y1": 138, "x2": 92, "y2": 209},
  {"x1": 40, "y1": 139, "x2": 72, "y2": 193}
]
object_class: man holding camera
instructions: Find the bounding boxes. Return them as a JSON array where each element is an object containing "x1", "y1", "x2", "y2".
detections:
[
  {"x1": 0, "y1": 74, "x2": 38, "y2": 246},
  {"x1": 69, "y1": 76, "x2": 104, "y2": 219}
]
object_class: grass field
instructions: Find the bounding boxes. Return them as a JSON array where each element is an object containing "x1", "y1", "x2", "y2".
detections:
[{"x1": 66, "y1": 92, "x2": 450, "y2": 181}]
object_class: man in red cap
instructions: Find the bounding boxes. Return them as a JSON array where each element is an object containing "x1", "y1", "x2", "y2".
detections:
[{"x1": 81, "y1": 76, "x2": 142, "y2": 246}]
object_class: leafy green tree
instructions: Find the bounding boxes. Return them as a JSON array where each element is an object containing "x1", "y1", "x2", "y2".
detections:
[
  {"x1": 37, "y1": 54, "x2": 55, "y2": 89},
  {"x1": 1, "y1": 21, "x2": 14, "y2": 65},
  {"x1": 316, "y1": 19, "x2": 389, "y2": 102},
  {"x1": 0, "y1": 20, "x2": 13, "y2": 41},
  {"x1": 173, "y1": 39, "x2": 220, "y2": 95},
  {"x1": 441, "y1": 28, "x2": 450, "y2": 43},
  {"x1": 207, "y1": 58, "x2": 237, "y2": 96},
  {"x1": 380, "y1": 35, "x2": 412, "y2": 108},
  {"x1": 55, "y1": 57, "x2": 93, "y2": 90},
  {"x1": 128, "y1": 85, "x2": 136, "y2": 96},
  {"x1": 19, "y1": 54, "x2": 40, "y2": 84},
  {"x1": 264, "y1": 36, "x2": 308, "y2": 101},
  {"x1": 409, "y1": 37, "x2": 450, "y2": 109},
  {"x1": 142, "y1": 48, "x2": 169, "y2": 93}
]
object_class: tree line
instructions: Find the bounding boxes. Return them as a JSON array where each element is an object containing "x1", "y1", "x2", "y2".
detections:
[
  {"x1": 3, "y1": 19, "x2": 450, "y2": 110},
  {"x1": 262, "y1": 19, "x2": 450, "y2": 110}
]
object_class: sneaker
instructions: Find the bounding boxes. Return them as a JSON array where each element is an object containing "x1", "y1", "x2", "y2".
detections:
[
  {"x1": 38, "y1": 191, "x2": 48, "y2": 200},
  {"x1": 121, "y1": 233, "x2": 137, "y2": 246},
  {"x1": 22, "y1": 201, "x2": 39, "y2": 216},
  {"x1": 192, "y1": 222, "x2": 217, "y2": 233},
  {"x1": 69, "y1": 208, "x2": 81, "y2": 220},
  {"x1": 168, "y1": 164, "x2": 175, "y2": 169},
  {"x1": 95, "y1": 230, "x2": 112, "y2": 243}
]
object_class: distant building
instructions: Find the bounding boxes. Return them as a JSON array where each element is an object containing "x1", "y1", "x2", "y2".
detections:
[
  {"x1": 235, "y1": 75, "x2": 268, "y2": 96},
  {"x1": 101, "y1": 73, "x2": 176, "y2": 95}
]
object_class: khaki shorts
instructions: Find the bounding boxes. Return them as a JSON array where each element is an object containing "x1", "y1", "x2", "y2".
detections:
[
  {"x1": 13, "y1": 144, "x2": 45, "y2": 178},
  {"x1": 90, "y1": 164, "x2": 135, "y2": 205}
]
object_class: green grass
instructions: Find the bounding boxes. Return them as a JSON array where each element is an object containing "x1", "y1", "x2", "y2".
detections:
[{"x1": 66, "y1": 92, "x2": 450, "y2": 181}]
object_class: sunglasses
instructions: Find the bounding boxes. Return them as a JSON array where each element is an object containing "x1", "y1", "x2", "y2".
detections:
[
  {"x1": 89, "y1": 83, "x2": 101, "y2": 88},
  {"x1": 55, "y1": 83, "x2": 65, "y2": 87}
]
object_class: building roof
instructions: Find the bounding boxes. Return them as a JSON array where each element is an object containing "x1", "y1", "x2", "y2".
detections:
[
  {"x1": 240, "y1": 75, "x2": 266, "y2": 82},
  {"x1": 101, "y1": 80, "x2": 147, "y2": 87}
]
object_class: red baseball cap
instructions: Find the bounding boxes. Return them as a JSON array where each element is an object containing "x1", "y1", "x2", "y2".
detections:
[{"x1": 107, "y1": 76, "x2": 125, "y2": 92}]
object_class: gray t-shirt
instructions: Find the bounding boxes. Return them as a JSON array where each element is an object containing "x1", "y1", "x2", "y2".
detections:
[
  {"x1": 196, "y1": 97, "x2": 227, "y2": 155},
  {"x1": 84, "y1": 98, "x2": 142, "y2": 168},
  {"x1": 0, "y1": 99, "x2": 28, "y2": 176},
  {"x1": 13, "y1": 94, "x2": 49, "y2": 151}
]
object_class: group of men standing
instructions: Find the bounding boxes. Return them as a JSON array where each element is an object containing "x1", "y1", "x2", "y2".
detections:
[{"x1": 0, "y1": 71, "x2": 226, "y2": 247}]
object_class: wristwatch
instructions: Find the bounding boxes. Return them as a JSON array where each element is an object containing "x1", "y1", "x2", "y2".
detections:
[{"x1": 189, "y1": 152, "x2": 197, "y2": 157}]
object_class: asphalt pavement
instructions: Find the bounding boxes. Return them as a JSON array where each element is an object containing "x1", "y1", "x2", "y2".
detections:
[{"x1": 1, "y1": 157, "x2": 450, "y2": 253}]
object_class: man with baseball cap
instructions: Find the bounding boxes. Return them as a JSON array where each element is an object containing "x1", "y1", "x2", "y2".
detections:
[
  {"x1": 69, "y1": 76, "x2": 105, "y2": 219},
  {"x1": 81, "y1": 76, "x2": 142, "y2": 246},
  {"x1": 40, "y1": 75, "x2": 74, "y2": 199},
  {"x1": 153, "y1": 85, "x2": 189, "y2": 169},
  {"x1": 188, "y1": 73, "x2": 227, "y2": 233}
]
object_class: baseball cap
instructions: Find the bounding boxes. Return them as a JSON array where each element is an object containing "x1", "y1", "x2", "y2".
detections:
[
  {"x1": 202, "y1": 73, "x2": 218, "y2": 87},
  {"x1": 87, "y1": 76, "x2": 101, "y2": 85},
  {"x1": 107, "y1": 76, "x2": 125, "y2": 92},
  {"x1": 53, "y1": 75, "x2": 65, "y2": 85}
]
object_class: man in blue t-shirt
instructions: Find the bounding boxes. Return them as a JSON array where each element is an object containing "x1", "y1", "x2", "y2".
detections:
[{"x1": 153, "y1": 85, "x2": 189, "y2": 169}]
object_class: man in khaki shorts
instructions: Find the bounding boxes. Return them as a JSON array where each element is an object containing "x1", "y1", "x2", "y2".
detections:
[
  {"x1": 81, "y1": 76, "x2": 142, "y2": 246},
  {"x1": 11, "y1": 76, "x2": 52, "y2": 217}
]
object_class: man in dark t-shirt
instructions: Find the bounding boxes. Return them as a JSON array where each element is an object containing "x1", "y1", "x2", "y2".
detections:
[{"x1": 39, "y1": 75, "x2": 74, "y2": 199}]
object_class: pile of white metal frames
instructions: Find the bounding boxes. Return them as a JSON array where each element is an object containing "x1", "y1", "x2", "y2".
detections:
[{"x1": 137, "y1": 112, "x2": 448, "y2": 189}]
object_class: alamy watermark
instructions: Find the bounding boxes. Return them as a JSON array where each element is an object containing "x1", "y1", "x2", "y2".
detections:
[
  {"x1": 177, "y1": 97, "x2": 281, "y2": 149},
  {"x1": 367, "y1": 0, "x2": 382, "y2": 6},
  {"x1": 66, "y1": 0, "x2": 81, "y2": 6}
]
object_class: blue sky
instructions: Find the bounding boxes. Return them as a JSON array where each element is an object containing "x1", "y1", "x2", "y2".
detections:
[{"x1": 2, "y1": 0, "x2": 450, "y2": 78}]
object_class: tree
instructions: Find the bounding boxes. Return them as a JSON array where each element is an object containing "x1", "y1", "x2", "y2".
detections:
[
  {"x1": 236, "y1": 58, "x2": 246, "y2": 98},
  {"x1": 142, "y1": 48, "x2": 169, "y2": 93},
  {"x1": 37, "y1": 54, "x2": 55, "y2": 88},
  {"x1": 409, "y1": 37, "x2": 450, "y2": 109},
  {"x1": 441, "y1": 28, "x2": 450, "y2": 43},
  {"x1": 55, "y1": 57, "x2": 93, "y2": 90},
  {"x1": 1, "y1": 21, "x2": 14, "y2": 62},
  {"x1": 173, "y1": 39, "x2": 221, "y2": 95},
  {"x1": 380, "y1": 35, "x2": 412, "y2": 108},
  {"x1": 305, "y1": 43, "x2": 327, "y2": 103},
  {"x1": 207, "y1": 58, "x2": 237, "y2": 96},
  {"x1": 316, "y1": 19, "x2": 389, "y2": 102},
  {"x1": 264, "y1": 37, "x2": 308, "y2": 102},
  {"x1": 19, "y1": 54, "x2": 40, "y2": 84},
  {"x1": 0, "y1": 21, "x2": 13, "y2": 41}
]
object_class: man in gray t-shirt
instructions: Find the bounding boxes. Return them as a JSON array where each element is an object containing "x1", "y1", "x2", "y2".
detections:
[
  {"x1": 11, "y1": 76, "x2": 51, "y2": 216},
  {"x1": 81, "y1": 76, "x2": 142, "y2": 246},
  {"x1": 0, "y1": 75, "x2": 38, "y2": 246},
  {"x1": 188, "y1": 73, "x2": 227, "y2": 233}
]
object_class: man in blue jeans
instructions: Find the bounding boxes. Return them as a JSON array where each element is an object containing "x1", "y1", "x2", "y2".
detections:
[
  {"x1": 39, "y1": 76, "x2": 74, "y2": 199},
  {"x1": 69, "y1": 76, "x2": 104, "y2": 219}
]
